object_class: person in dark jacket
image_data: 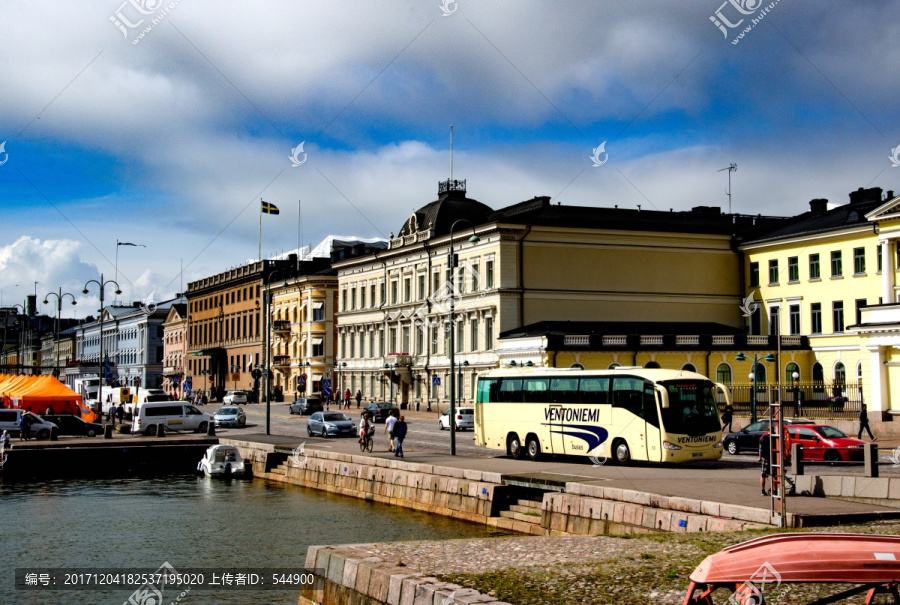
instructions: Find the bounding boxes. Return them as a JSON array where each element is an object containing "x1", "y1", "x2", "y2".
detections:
[
  {"x1": 858, "y1": 403, "x2": 876, "y2": 440},
  {"x1": 721, "y1": 404, "x2": 734, "y2": 432},
  {"x1": 393, "y1": 416, "x2": 408, "y2": 458}
]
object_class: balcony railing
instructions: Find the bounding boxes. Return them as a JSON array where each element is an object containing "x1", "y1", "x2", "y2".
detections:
[
  {"x1": 640, "y1": 335, "x2": 663, "y2": 346},
  {"x1": 564, "y1": 335, "x2": 590, "y2": 346},
  {"x1": 272, "y1": 355, "x2": 291, "y2": 366},
  {"x1": 273, "y1": 320, "x2": 291, "y2": 332},
  {"x1": 602, "y1": 335, "x2": 627, "y2": 346}
]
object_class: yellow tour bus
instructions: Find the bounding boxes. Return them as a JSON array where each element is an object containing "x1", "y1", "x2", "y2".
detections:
[{"x1": 474, "y1": 366, "x2": 731, "y2": 464}]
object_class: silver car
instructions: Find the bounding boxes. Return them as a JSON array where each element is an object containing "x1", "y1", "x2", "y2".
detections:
[
  {"x1": 439, "y1": 407, "x2": 474, "y2": 431},
  {"x1": 213, "y1": 406, "x2": 247, "y2": 428},
  {"x1": 222, "y1": 391, "x2": 249, "y2": 405},
  {"x1": 306, "y1": 411, "x2": 356, "y2": 438}
]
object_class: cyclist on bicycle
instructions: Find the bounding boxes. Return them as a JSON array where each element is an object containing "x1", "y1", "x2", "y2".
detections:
[{"x1": 359, "y1": 412, "x2": 373, "y2": 445}]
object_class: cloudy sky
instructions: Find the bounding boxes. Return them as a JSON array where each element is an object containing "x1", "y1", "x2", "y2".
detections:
[{"x1": 1, "y1": 1, "x2": 898, "y2": 317}]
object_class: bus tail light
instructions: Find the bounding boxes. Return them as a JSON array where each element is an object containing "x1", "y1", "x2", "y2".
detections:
[{"x1": 663, "y1": 441, "x2": 682, "y2": 450}]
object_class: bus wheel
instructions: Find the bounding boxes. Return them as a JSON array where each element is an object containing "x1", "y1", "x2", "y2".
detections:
[
  {"x1": 614, "y1": 440, "x2": 631, "y2": 465},
  {"x1": 507, "y1": 434, "x2": 524, "y2": 459},
  {"x1": 526, "y1": 436, "x2": 541, "y2": 461}
]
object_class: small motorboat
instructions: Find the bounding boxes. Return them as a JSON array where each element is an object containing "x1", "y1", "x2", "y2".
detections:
[
  {"x1": 683, "y1": 533, "x2": 900, "y2": 605},
  {"x1": 197, "y1": 444, "x2": 246, "y2": 477}
]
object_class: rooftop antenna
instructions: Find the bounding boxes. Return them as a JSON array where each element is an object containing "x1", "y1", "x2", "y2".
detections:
[
  {"x1": 450, "y1": 125, "x2": 453, "y2": 181},
  {"x1": 718, "y1": 163, "x2": 737, "y2": 213}
]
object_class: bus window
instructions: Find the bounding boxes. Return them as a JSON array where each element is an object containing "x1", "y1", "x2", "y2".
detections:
[
  {"x1": 580, "y1": 377, "x2": 610, "y2": 404},
  {"x1": 612, "y1": 377, "x2": 644, "y2": 418},
  {"x1": 549, "y1": 378, "x2": 579, "y2": 404},
  {"x1": 643, "y1": 381, "x2": 660, "y2": 428},
  {"x1": 658, "y1": 380, "x2": 721, "y2": 435},
  {"x1": 477, "y1": 378, "x2": 499, "y2": 403},
  {"x1": 523, "y1": 378, "x2": 549, "y2": 403},
  {"x1": 497, "y1": 379, "x2": 523, "y2": 403}
]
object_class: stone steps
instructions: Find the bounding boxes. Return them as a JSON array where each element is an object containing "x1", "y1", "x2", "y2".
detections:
[
  {"x1": 487, "y1": 516, "x2": 547, "y2": 536},
  {"x1": 499, "y1": 510, "x2": 542, "y2": 524}
]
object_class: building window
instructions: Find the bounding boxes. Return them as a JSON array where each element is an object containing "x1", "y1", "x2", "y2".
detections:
[
  {"x1": 831, "y1": 251, "x2": 842, "y2": 277},
  {"x1": 370, "y1": 284, "x2": 376, "y2": 308},
  {"x1": 430, "y1": 326, "x2": 439, "y2": 354},
  {"x1": 485, "y1": 317, "x2": 493, "y2": 350},
  {"x1": 418, "y1": 275, "x2": 425, "y2": 301},
  {"x1": 312, "y1": 340, "x2": 323, "y2": 357},
  {"x1": 389, "y1": 327, "x2": 397, "y2": 353},
  {"x1": 350, "y1": 334, "x2": 356, "y2": 358},
  {"x1": 402, "y1": 326, "x2": 410, "y2": 353},
  {"x1": 809, "y1": 254, "x2": 820, "y2": 280},
  {"x1": 786, "y1": 362, "x2": 800, "y2": 384},
  {"x1": 834, "y1": 361, "x2": 846, "y2": 385},
  {"x1": 471, "y1": 263, "x2": 479, "y2": 291},
  {"x1": 811, "y1": 303, "x2": 821, "y2": 334},
  {"x1": 379, "y1": 328, "x2": 384, "y2": 356},
  {"x1": 456, "y1": 321, "x2": 464, "y2": 352},
  {"x1": 878, "y1": 245, "x2": 883, "y2": 273},
  {"x1": 749, "y1": 262, "x2": 759, "y2": 287},
  {"x1": 313, "y1": 305, "x2": 324, "y2": 321},
  {"x1": 341, "y1": 290, "x2": 347, "y2": 311},
  {"x1": 716, "y1": 363, "x2": 732, "y2": 384},
  {"x1": 360, "y1": 285, "x2": 366, "y2": 308},
  {"x1": 486, "y1": 260, "x2": 494, "y2": 289},
  {"x1": 788, "y1": 257, "x2": 799, "y2": 282},
  {"x1": 853, "y1": 247, "x2": 866, "y2": 275},
  {"x1": 470, "y1": 319, "x2": 479, "y2": 352},
  {"x1": 856, "y1": 298, "x2": 866, "y2": 325},
  {"x1": 768, "y1": 259, "x2": 779, "y2": 285},
  {"x1": 457, "y1": 265, "x2": 465, "y2": 294},
  {"x1": 380, "y1": 282, "x2": 385, "y2": 305},
  {"x1": 368, "y1": 332, "x2": 375, "y2": 358},
  {"x1": 391, "y1": 282, "x2": 398, "y2": 305},
  {"x1": 350, "y1": 288, "x2": 356, "y2": 310},
  {"x1": 833, "y1": 301, "x2": 844, "y2": 332},
  {"x1": 769, "y1": 306, "x2": 780, "y2": 335},
  {"x1": 789, "y1": 304, "x2": 800, "y2": 335},
  {"x1": 416, "y1": 325, "x2": 423, "y2": 354},
  {"x1": 749, "y1": 305, "x2": 761, "y2": 335},
  {"x1": 404, "y1": 278, "x2": 411, "y2": 302}
]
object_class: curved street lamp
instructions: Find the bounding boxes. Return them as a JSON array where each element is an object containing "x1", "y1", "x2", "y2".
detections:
[
  {"x1": 448, "y1": 219, "x2": 480, "y2": 456},
  {"x1": 83, "y1": 273, "x2": 122, "y2": 424},
  {"x1": 735, "y1": 352, "x2": 776, "y2": 423},
  {"x1": 43, "y1": 288, "x2": 77, "y2": 379},
  {"x1": 262, "y1": 268, "x2": 291, "y2": 434}
]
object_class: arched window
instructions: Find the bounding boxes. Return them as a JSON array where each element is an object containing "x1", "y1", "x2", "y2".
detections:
[
  {"x1": 716, "y1": 363, "x2": 732, "y2": 384},
  {"x1": 645, "y1": 361, "x2": 661, "y2": 369},
  {"x1": 785, "y1": 362, "x2": 800, "y2": 384},
  {"x1": 682, "y1": 363, "x2": 697, "y2": 372},
  {"x1": 608, "y1": 363, "x2": 621, "y2": 369},
  {"x1": 834, "y1": 362, "x2": 846, "y2": 385},
  {"x1": 570, "y1": 363, "x2": 585, "y2": 370},
  {"x1": 812, "y1": 362, "x2": 824, "y2": 384},
  {"x1": 754, "y1": 364, "x2": 768, "y2": 384},
  {"x1": 857, "y1": 362, "x2": 863, "y2": 384}
]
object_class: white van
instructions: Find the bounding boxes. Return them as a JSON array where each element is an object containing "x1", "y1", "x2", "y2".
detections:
[
  {"x1": 133, "y1": 402, "x2": 211, "y2": 436},
  {"x1": 0, "y1": 409, "x2": 58, "y2": 440}
]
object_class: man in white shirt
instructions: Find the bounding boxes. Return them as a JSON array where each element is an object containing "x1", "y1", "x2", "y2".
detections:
[{"x1": 384, "y1": 411, "x2": 398, "y2": 453}]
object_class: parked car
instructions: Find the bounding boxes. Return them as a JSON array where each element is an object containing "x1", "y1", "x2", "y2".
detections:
[
  {"x1": 43, "y1": 414, "x2": 103, "y2": 437},
  {"x1": 213, "y1": 406, "x2": 247, "y2": 428},
  {"x1": 360, "y1": 402, "x2": 398, "y2": 423},
  {"x1": 0, "y1": 409, "x2": 57, "y2": 440},
  {"x1": 439, "y1": 407, "x2": 474, "y2": 431},
  {"x1": 222, "y1": 391, "x2": 249, "y2": 405},
  {"x1": 783, "y1": 425, "x2": 866, "y2": 462},
  {"x1": 723, "y1": 418, "x2": 814, "y2": 455},
  {"x1": 306, "y1": 411, "x2": 357, "y2": 438},
  {"x1": 289, "y1": 397, "x2": 323, "y2": 415},
  {"x1": 197, "y1": 444, "x2": 247, "y2": 477},
  {"x1": 133, "y1": 402, "x2": 212, "y2": 435}
]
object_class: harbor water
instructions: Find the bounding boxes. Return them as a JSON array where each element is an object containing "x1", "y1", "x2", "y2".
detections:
[{"x1": 2, "y1": 475, "x2": 504, "y2": 605}]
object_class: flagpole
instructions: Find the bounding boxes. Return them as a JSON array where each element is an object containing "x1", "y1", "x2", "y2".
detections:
[
  {"x1": 115, "y1": 239, "x2": 119, "y2": 303},
  {"x1": 297, "y1": 199, "x2": 301, "y2": 270},
  {"x1": 259, "y1": 198, "x2": 263, "y2": 261}
]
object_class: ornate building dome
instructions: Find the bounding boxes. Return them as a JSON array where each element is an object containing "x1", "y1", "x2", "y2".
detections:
[{"x1": 397, "y1": 179, "x2": 493, "y2": 240}]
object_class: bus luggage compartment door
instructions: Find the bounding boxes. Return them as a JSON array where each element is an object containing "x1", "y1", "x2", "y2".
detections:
[{"x1": 547, "y1": 405, "x2": 566, "y2": 455}]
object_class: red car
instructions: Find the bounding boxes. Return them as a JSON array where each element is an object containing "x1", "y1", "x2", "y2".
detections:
[{"x1": 786, "y1": 425, "x2": 865, "y2": 462}]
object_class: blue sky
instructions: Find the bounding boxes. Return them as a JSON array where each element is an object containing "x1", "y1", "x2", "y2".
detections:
[{"x1": 1, "y1": 1, "x2": 898, "y2": 316}]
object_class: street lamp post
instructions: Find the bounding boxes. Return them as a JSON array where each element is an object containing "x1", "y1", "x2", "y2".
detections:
[
  {"x1": 735, "y1": 352, "x2": 776, "y2": 423},
  {"x1": 447, "y1": 219, "x2": 480, "y2": 456},
  {"x1": 200, "y1": 369, "x2": 209, "y2": 399},
  {"x1": 262, "y1": 268, "x2": 291, "y2": 435},
  {"x1": 384, "y1": 363, "x2": 397, "y2": 407},
  {"x1": 792, "y1": 371, "x2": 800, "y2": 417},
  {"x1": 43, "y1": 288, "x2": 77, "y2": 379},
  {"x1": 230, "y1": 364, "x2": 240, "y2": 391},
  {"x1": 83, "y1": 274, "x2": 122, "y2": 424}
]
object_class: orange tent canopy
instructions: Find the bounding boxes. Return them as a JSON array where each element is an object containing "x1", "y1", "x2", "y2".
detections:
[{"x1": 0, "y1": 375, "x2": 85, "y2": 416}]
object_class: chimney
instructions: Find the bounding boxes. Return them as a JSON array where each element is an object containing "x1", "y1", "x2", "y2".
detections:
[
  {"x1": 849, "y1": 186, "x2": 882, "y2": 205},
  {"x1": 809, "y1": 199, "x2": 828, "y2": 216},
  {"x1": 886, "y1": 190, "x2": 895, "y2": 201}
]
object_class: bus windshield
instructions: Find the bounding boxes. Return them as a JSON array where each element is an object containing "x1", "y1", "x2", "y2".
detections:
[{"x1": 658, "y1": 380, "x2": 721, "y2": 436}]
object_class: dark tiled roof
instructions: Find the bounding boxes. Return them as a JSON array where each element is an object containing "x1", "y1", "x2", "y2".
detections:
[
  {"x1": 501, "y1": 320, "x2": 743, "y2": 339},
  {"x1": 398, "y1": 190, "x2": 493, "y2": 238}
]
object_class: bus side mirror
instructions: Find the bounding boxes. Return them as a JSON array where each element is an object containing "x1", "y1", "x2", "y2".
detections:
[{"x1": 655, "y1": 385, "x2": 669, "y2": 409}]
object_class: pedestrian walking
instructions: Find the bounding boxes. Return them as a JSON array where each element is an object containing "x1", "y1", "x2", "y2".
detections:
[
  {"x1": 384, "y1": 410, "x2": 398, "y2": 453},
  {"x1": 758, "y1": 433, "x2": 772, "y2": 495},
  {"x1": 355, "y1": 390, "x2": 362, "y2": 409},
  {"x1": 343, "y1": 389, "x2": 351, "y2": 410},
  {"x1": 721, "y1": 404, "x2": 733, "y2": 433},
  {"x1": 858, "y1": 403, "x2": 876, "y2": 441},
  {"x1": 393, "y1": 415, "x2": 407, "y2": 458},
  {"x1": 2, "y1": 429, "x2": 10, "y2": 450},
  {"x1": 116, "y1": 403, "x2": 125, "y2": 426},
  {"x1": 18, "y1": 413, "x2": 31, "y2": 441}
]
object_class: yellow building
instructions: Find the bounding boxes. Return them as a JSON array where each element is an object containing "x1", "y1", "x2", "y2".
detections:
[
  {"x1": 740, "y1": 186, "x2": 895, "y2": 425},
  {"x1": 334, "y1": 179, "x2": 785, "y2": 411}
]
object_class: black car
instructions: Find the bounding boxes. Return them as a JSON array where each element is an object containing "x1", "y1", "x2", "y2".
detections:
[
  {"x1": 289, "y1": 398, "x2": 323, "y2": 415},
  {"x1": 361, "y1": 402, "x2": 398, "y2": 423},
  {"x1": 43, "y1": 414, "x2": 103, "y2": 437},
  {"x1": 723, "y1": 418, "x2": 813, "y2": 454}
]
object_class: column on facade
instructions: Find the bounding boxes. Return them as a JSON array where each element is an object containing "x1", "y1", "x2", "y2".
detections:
[
  {"x1": 881, "y1": 239, "x2": 895, "y2": 303},
  {"x1": 867, "y1": 345, "x2": 888, "y2": 413}
]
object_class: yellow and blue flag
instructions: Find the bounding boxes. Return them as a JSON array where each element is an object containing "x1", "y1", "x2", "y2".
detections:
[{"x1": 261, "y1": 200, "x2": 280, "y2": 215}]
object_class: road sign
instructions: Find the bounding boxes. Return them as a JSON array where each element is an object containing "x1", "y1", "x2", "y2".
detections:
[{"x1": 432, "y1": 376, "x2": 441, "y2": 386}]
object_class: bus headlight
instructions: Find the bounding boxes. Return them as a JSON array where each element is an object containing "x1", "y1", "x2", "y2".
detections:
[
  {"x1": 662, "y1": 441, "x2": 682, "y2": 450},
  {"x1": 713, "y1": 441, "x2": 724, "y2": 449}
]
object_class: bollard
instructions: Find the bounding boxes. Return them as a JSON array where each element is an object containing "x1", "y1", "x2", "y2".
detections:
[
  {"x1": 790, "y1": 442, "x2": 803, "y2": 476},
  {"x1": 157, "y1": 424, "x2": 166, "y2": 438},
  {"x1": 207, "y1": 422, "x2": 216, "y2": 436},
  {"x1": 864, "y1": 443, "x2": 879, "y2": 478},
  {"x1": 104, "y1": 424, "x2": 113, "y2": 439}
]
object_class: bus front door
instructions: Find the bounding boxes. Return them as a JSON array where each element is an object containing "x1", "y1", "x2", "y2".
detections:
[
  {"x1": 643, "y1": 384, "x2": 663, "y2": 462},
  {"x1": 548, "y1": 405, "x2": 566, "y2": 455}
]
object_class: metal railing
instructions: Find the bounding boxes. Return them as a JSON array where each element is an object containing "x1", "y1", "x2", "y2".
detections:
[{"x1": 723, "y1": 383, "x2": 863, "y2": 420}]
